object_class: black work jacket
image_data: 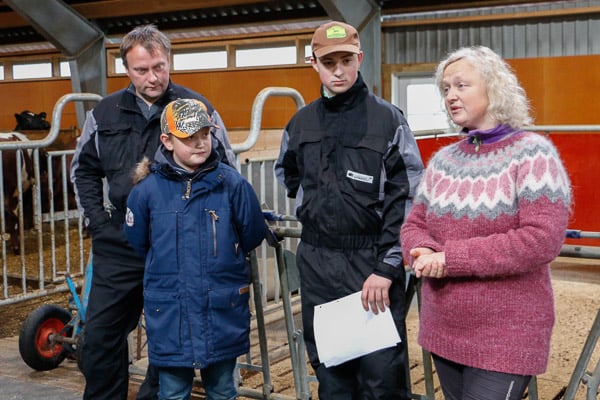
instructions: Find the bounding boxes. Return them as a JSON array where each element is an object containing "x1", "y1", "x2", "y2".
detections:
[{"x1": 275, "y1": 73, "x2": 424, "y2": 280}]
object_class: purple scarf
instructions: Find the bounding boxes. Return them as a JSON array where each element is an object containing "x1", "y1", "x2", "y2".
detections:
[{"x1": 463, "y1": 124, "x2": 524, "y2": 151}]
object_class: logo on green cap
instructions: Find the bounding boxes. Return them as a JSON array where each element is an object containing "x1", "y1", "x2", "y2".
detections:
[{"x1": 326, "y1": 26, "x2": 347, "y2": 39}]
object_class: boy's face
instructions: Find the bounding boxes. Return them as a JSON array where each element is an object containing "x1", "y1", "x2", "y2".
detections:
[
  {"x1": 312, "y1": 51, "x2": 362, "y2": 96},
  {"x1": 160, "y1": 128, "x2": 212, "y2": 172}
]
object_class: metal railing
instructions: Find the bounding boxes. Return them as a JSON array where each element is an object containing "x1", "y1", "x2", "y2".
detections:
[{"x1": 0, "y1": 93, "x2": 101, "y2": 304}]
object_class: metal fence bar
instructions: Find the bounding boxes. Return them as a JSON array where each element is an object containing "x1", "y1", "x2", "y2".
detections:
[
  {"x1": 0, "y1": 93, "x2": 101, "y2": 303},
  {"x1": 563, "y1": 308, "x2": 600, "y2": 400},
  {"x1": 229, "y1": 87, "x2": 306, "y2": 399},
  {"x1": 15, "y1": 149, "x2": 27, "y2": 293},
  {"x1": 560, "y1": 230, "x2": 600, "y2": 399},
  {"x1": 0, "y1": 150, "x2": 6, "y2": 299},
  {"x1": 46, "y1": 153, "x2": 58, "y2": 280}
]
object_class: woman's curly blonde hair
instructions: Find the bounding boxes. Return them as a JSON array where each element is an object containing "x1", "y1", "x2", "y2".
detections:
[{"x1": 435, "y1": 45, "x2": 533, "y2": 129}]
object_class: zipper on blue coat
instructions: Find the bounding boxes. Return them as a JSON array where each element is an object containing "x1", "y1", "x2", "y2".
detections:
[
  {"x1": 208, "y1": 210, "x2": 218, "y2": 256},
  {"x1": 182, "y1": 179, "x2": 192, "y2": 200}
]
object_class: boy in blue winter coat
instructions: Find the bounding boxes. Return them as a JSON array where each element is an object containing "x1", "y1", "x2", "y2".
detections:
[{"x1": 124, "y1": 98, "x2": 266, "y2": 400}]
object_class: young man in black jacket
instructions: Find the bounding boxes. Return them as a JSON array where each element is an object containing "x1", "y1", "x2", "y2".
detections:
[{"x1": 275, "y1": 21, "x2": 424, "y2": 399}]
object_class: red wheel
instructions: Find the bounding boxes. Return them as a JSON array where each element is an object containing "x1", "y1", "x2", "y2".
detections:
[{"x1": 19, "y1": 304, "x2": 72, "y2": 371}]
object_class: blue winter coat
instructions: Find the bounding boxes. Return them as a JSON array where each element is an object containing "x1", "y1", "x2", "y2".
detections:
[{"x1": 124, "y1": 148, "x2": 266, "y2": 369}]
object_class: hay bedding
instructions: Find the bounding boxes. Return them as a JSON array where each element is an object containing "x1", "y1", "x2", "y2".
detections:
[{"x1": 0, "y1": 225, "x2": 90, "y2": 337}]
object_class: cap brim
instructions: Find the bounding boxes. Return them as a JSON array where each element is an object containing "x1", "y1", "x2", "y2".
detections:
[
  {"x1": 314, "y1": 45, "x2": 360, "y2": 58},
  {"x1": 170, "y1": 123, "x2": 217, "y2": 139}
]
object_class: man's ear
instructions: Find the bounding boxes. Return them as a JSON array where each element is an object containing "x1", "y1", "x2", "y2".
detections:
[{"x1": 311, "y1": 56, "x2": 319, "y2": 72}]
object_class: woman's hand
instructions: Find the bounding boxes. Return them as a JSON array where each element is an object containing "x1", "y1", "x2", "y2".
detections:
[{"x1": 410, "y1": 248, "x2": 447, "y2": 279}]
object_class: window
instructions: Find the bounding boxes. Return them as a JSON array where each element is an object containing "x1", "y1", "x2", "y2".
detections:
[
  {"x1": 11, "y1": 34, "x2": 315, "y2": 79},
  {"x1": 114, "y1": 57, "x2": 126, "y2": 74},
  {"x1": 393, "y1": 74, "x2": 449, "y2": 133},
  {"x1": 304, "y1": 44, "x2": 312, "y2": 63},
  {"x1": 173, "y1": 50, "x2": 227, "y2": 70},
  {"x1": 235, "y1": 45, "x2": 296, "y2": 67},
  {"x1": 406, "y1": 83, "x2": 448, "y2": 131},
  {"x1": 12, "y1": 61, "x2": 52, "y2": 79},
  {"x1": 60, "y1": 61, "x2": 71, "y2": 77}
]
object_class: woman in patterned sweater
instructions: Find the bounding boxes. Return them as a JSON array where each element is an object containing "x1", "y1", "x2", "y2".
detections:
[{"x1": 400, "y1": 46, "x2": 571, "y2": 399}]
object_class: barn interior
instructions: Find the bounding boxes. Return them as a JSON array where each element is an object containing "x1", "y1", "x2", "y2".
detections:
[
  {"x1": 0, "y1": 1, "x2": 598, "y2": 400},
  {"x1": 0, "y1": 0, "x2": 557, "y2": 124}
]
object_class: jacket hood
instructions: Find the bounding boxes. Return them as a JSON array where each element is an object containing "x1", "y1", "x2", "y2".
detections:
[
  {"x1": 132, "y1": 156, "x2": 152, "y2": 185},
  {"x1": 131, "y1": 143, "x2": 220, "y2": 186}
]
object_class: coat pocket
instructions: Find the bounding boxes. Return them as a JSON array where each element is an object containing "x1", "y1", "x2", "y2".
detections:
[
  {"x1": 144, "y1": 290, "x2": 184, "y2": 356},
  {"x1": 341, "y1": 136, "x2": 386, "y2": 196},
  {"x1": 207, "y1": 285, "x2": 251, "y2": 356},
  {"x1": 97, "y1": 122, "x2": 133, "y2": 173}
]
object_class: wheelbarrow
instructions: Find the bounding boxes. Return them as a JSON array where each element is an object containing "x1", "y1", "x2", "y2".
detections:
[{"x1": 18, "y1": 259, "x2": 93, "y2": 371}]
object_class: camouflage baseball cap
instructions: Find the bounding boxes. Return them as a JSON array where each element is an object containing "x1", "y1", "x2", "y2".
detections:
[{"x1": 160, "y1": 98, "x2": 216, "y2": 139}]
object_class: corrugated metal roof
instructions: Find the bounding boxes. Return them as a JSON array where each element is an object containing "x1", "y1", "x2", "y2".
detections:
[
  {"x1": 0, "y1": 0, "x2": 541, "y2": 49},
  {"x1": 382, "y1": 0, "x2": 600, "y2": 62},
  {"x1": 0, "y1": 0, "x2": 561, "y2": 54}
]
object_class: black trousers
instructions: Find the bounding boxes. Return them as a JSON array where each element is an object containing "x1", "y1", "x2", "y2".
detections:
[
  {"x1": 432, "y1": 354, "x2": 532, "y2": 400},
  {"x1": 297, "y1": 241, "x2": 411, "y2": 400},
  {"x1": 81, "y1": 222, "x2": 157, "y2": 400}
]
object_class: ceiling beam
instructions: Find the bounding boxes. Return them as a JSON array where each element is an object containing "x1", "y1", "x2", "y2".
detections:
[
  {"x1": 3, "y1": 0, "x2": 107, "y2": 124},
  {"x1": 0, "y1": 0, "x2": 269, "y2": 28}
]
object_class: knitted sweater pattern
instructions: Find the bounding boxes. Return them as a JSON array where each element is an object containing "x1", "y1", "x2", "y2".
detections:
[{"x1": 401, "y1": 131, "x2": 571, "y2": 376}]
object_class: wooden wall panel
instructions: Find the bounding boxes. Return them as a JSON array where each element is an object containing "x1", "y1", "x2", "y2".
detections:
[
  {"x1": 171, "y1": 67, "x2": 321, "y2": 129},
  {"x1": 107, "y1": 67, "x2": 321, "y2": 129},
  {"x1": 2, "y1": 55, "x2": 598, "y2": 133},
  {"x1": 508, "y1": 57, "x2": 547, "y2": 123},
  {"x1": 0, "y1": 79, "x2": 78, "y2": 131},
  {"x1": 509, "y1": 55, "x2": 600, "y2": 125},
  {"x1": 542, "y1": 55, "x2": 600, "y2": 125},
  {"x1": 0, "y1": 66, "x2": 320, "y2": 133}
]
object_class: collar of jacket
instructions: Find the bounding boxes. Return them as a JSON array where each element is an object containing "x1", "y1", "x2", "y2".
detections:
[
  {"x1": 117, "y1": 81, "x2": 179, "y2": 115},
  {"x1": 151, "y1": 144, "x2": 220, "y2": 181},
  {"x1": 320, "y1": 72, "x2": 369, "y2": 111}
]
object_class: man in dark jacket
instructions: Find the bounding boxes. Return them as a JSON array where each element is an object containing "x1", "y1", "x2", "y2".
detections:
[
  {"x1": 70, "y1": 24, "x2": 234, "y2": 400},
  {"x1": 275, "y1": 21, "x2": 424, "y2": 399}
]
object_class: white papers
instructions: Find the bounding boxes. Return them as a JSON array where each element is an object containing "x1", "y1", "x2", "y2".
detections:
[{"x1": 313, "y1": 291, "x2": 401, "y2": 367}]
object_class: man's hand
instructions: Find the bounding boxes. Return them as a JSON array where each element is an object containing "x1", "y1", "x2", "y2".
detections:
[{"x1": 361, "y1": 274, "x2": 392, "y2": 315}]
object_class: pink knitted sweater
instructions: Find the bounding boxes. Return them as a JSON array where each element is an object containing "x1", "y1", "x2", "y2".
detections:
[{"x1": 400, "y1": 131, "x2": 571, "y2": 376}]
